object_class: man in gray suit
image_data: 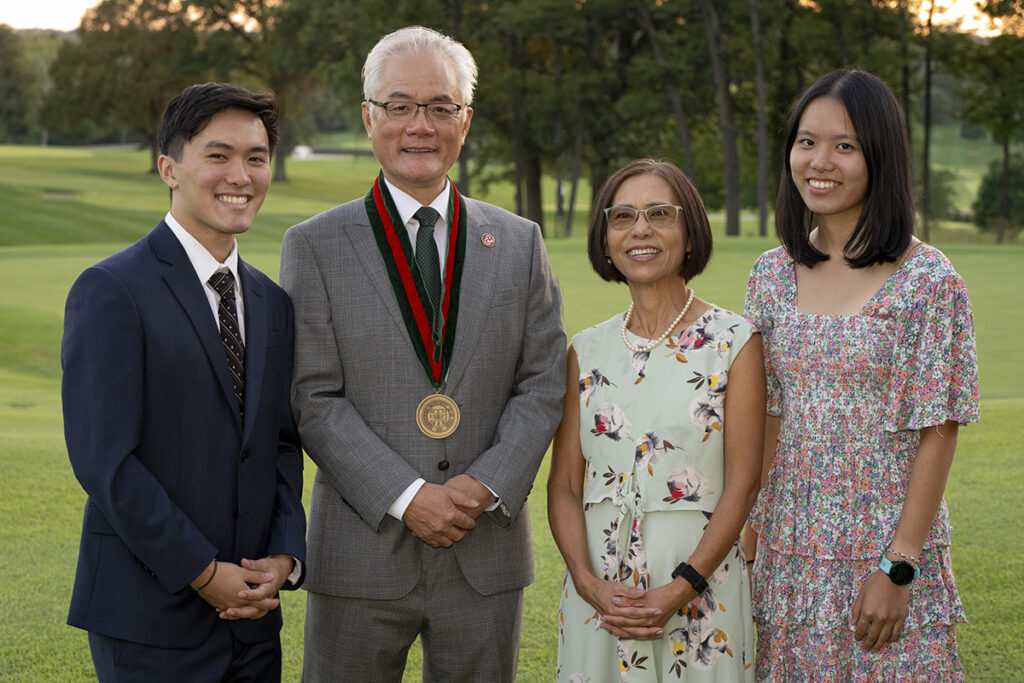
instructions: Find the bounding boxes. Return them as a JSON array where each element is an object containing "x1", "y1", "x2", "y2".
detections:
[{"x1": 280, "y1": 25, "x2": 565, "y2": 682}]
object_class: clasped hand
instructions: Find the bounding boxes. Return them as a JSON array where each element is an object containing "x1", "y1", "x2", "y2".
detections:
[
  {"x1": 195, "y1": 555, "x2": 293, "y2": 621},
  {"x1": 579, "y1": 576, "x2": 693, "y2": 640},
  {"x1": 403, "y1": 475, "x2": 495, "y2": 548}
]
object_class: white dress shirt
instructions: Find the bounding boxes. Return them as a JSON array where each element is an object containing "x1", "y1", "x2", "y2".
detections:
[
  {"x1": 384, "y1": 178, "x2": 450, "y2": 264},
  {"x1": 377, "y1": 184, "x2": 500, "y2": 520},
  {"x1": 164, "y1": 212, "x2": 302, "y2": 586},
  {"x1": 164, "y1": 212, "x2": 245, "y2": 343}
]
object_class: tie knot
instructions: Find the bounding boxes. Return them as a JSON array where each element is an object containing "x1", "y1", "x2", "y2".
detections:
[
  {"x1": 414, "y1": 206, "x2": 441, "y2": 230},
  {"x1": 208, "y1": 269, "x2": 235, "y2": 298}
]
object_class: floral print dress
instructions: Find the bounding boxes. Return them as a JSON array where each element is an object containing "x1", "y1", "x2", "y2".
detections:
[
  {"x1": 557, "y1": 306, "x2": 757, "y2": 682},
  {"x1": 745, "y1": 245, "x2": 979, "y2": 681}
]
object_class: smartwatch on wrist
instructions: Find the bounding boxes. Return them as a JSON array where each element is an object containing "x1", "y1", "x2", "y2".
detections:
[
  {"x1": 671, "y1": 562, "x2": 709, "y2": 595},
  {"x1": 879, "y1": 556, "x2": 920, "y2": 586}
]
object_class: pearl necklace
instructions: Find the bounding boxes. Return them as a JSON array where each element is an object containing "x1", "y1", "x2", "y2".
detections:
[{"x1": 621, "y1": 288, "x2": 695, "y2": 354}]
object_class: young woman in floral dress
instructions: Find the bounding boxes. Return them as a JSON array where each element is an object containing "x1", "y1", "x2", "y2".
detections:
[
  {"x1": 549, "y1": 159, "x2": 766, "y2": 682},
  {"x1": 744, "y1": 69, "x2": 980, "y2": 680}
]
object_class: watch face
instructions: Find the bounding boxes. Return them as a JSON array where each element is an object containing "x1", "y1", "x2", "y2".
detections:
[{"x1": 888, "y1": 561, "x2": 916, "y2": 585}]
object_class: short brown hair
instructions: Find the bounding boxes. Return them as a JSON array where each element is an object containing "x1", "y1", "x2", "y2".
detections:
[{"x1": 587, "y1": 159, "x2": 713, "y2": 283}]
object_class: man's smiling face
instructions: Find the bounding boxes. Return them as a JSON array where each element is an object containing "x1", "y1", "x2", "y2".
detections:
[
  {"x1": 159, "y1": 107, "x2": 271, "y2": 257},
  {"x1": 362, "y1": 48, "x2": 472, "y2": 204}
]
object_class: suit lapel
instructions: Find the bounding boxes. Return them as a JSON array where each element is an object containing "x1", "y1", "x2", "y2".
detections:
[
  {"x1": 239, "y1": 260, "x2": 265, "y2": 441},
  {"x1": 445, "y1": 202, "x2": 499, "y2": 392},
  {"x1": 346, "y1": 205, "x2": 421, "y2": 358},
  {"x1": 151, "y1": 222, "x2": 242, "y2": 432}
]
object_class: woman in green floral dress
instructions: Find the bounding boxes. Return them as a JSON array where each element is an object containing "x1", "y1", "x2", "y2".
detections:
[{"x1": 548, "y1": 159, "x2": 766, "y2": 682}]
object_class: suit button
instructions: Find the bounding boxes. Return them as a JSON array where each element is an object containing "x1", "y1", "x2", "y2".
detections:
[
  {"x1": 241, "y1": 450, "x2": 250, "y2": 462},
  {"x1": 437, "y1": 460, "x2": 450, "y2": 471}
]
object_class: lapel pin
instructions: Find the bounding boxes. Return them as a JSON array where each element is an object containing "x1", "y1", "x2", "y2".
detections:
[{"x1": 482, "y1": 233, "x2": 495, "y2": 248}]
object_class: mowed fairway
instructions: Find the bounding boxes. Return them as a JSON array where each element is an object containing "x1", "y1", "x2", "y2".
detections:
[{"x1": 1, "y1": 145, "x2": 1021, "y2": 681}]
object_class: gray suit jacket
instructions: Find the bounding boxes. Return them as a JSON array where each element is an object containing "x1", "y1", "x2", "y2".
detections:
[{"x1": 280, "y1": 194, "x2": 565, "y2": 599}]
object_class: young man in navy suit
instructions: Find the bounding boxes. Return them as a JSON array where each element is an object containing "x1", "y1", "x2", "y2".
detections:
[{"x1": 61, "y1": 82, "x2": 305, "y2": 681}]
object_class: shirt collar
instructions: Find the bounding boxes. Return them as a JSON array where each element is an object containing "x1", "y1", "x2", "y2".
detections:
[
  {"x1": 383, "y1": 178, "x2": 451, "y2": 228},
  {"x1": 163, "y1": 211, "x2": 241, "y2": 286}
]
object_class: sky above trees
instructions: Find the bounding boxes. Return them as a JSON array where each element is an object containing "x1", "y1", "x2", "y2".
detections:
[{"x1": 0, "y1": 0, "x2": 1013, "y2": 34}]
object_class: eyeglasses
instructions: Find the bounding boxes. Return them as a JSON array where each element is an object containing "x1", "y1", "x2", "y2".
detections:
[
  {"x1": 604, "y1": 204, "x2": 683, "y2": 230},
  {"x1": 368, "y1": 100, "x2": 464, "y2": 122}
]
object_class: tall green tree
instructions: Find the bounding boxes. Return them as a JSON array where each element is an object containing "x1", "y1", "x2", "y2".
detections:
[
  {"x1": 946, "y1": 32, "x2": 1024, "y2": 241},
  {"x1": 700, "y1": 0, "x2": 741, "y2": 236},
  {"x1": 18, "y1": 30, "x2": 65, "y2": 145},
  {"x1": 0, "y1": 25, "x2": 34, "y2": 143},
  {"x1": 184, "y1": 0, "x2": 345, "y2": 181},
  {"x1": 45, "y1": 0, "x2": 207, "y2": 170}
]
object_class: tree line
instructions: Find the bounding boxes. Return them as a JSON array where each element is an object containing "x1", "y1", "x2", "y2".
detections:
[{"x1": 1, "y1": 0, "x2": 1022, "y2": 240}]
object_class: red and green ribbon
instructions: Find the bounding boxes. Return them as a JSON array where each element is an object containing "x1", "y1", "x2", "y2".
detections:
[{"x1": 364, "y1": 172, "x2": 466, "y2": 389}]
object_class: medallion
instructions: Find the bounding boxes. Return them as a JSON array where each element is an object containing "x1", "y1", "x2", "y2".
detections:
[{"x1": 416, "y1": 393, "x2": 461, "y2": 439}]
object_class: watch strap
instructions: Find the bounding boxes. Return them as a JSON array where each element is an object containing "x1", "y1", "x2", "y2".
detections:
[
  {"x1": 671, "y1": 561, "x2": 709, "y2": 595},
  {"x1": 879, "y1": 556, "x2": 921, "y2": 581}
]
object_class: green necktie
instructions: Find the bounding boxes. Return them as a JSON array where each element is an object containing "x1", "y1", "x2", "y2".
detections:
[{"x1": 414, "y1": 206, "x2": 442, "y2": 312}]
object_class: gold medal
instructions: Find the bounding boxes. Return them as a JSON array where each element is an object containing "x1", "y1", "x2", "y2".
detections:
[{"x1": 416, "y1": 393, "x2": 460, "y2": 439}]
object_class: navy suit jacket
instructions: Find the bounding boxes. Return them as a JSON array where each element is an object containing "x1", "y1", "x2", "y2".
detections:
[{"x1": 61, "y1": 221, "x2": 305, "y2": 648}]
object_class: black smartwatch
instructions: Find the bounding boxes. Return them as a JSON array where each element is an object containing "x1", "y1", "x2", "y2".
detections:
[
  {"x1": 879, "y1": 556, "x2": 920, "y2": 586},
  {"x1": 671, "y1": 562, "x2": 708, "y2": 595}
]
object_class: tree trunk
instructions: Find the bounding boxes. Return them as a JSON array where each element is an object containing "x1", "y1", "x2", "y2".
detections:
[
  {"x1": 272, "y1": 92, "x2": 290, "y2": 183},
  {"x1": 998, "y1": 138, "x2": 1010, "y2": 244},
  {"x1": 565, "y1": 109, "x2": 585, "y2": 238},
  {"x1": 552, "y1": 40, "x2": 566, "y2": 223},
  {"x1": 525, "y1": 151, "x2": 545, "y2": 235},
  {"x1": 274, "y1": 153, "x2": 289, "y2": 183},
  {"x1": 748, "y1": 0, "x2": 768, "y2": 238},
  {"x1": 921, "y1": 1, "x2": 935, "y2": 241},
  {"x1": 701, "y1": 0, "x2": 741, "y2": 236},
  {"x1": 635, "y1": 0, "x2": 696, "y2": 179},
  {"x1": 509, "y1": 37, "x2": 524, "y2": 216},
  {"x1": 458, "y1": 138, "x2": 471, "y2": 196},
  {"x1": 898, "y1": 0, "x2": 912, "y2": 151}
]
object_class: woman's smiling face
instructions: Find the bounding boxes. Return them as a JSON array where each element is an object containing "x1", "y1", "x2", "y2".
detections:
[
  {"x1": 605, "y1": 173, "x2": 689, "y2": 289},
  {"x1": 789, "y1": 96, "x2": 869, "y2": 230}
]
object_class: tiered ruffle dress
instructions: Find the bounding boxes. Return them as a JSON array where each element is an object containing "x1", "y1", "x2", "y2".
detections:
[
  {"x1": 557, "y1": 306, "x2": 758, "y2": 682},
  {"x1": 744, "y1": 245, "x2": 979, "y2": 681}
]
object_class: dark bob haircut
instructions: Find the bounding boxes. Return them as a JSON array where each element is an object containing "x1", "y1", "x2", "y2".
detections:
[
  {"x1": 158, "y1": 82, "x2": 279, "y2": 161},
  {"x1": 777, "y1": 69, "x2": 914, "y2": 268},
  {"x1": 587, "y1": 158, "x2": 713, "y2": 284}
]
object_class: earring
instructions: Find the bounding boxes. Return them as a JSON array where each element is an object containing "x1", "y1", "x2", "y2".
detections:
[{"x1": 606, "y1": 257, "x2": 612, "y2": 264}]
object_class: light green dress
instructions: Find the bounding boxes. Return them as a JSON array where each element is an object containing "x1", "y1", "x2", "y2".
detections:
[{"x1": 557, "y1": 306, "x2": 756, "y2": 683}]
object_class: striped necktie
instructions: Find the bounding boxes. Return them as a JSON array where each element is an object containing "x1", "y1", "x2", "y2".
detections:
[{"x1": 208, "y1": 268, "x2": 245, "y2": 419}]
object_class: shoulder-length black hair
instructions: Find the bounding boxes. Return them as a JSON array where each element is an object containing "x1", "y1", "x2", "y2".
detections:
[
  {"x1": 587, "y1": 158, "x2": 713, "y2": 283},
  {"x1": 776, "y1": 69, "x2": 914, "y2": 268}
]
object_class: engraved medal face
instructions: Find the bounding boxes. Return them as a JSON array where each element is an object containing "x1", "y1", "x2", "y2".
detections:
[{"x1": 416, "y1": 393, "x2": 460, "y2": 439}]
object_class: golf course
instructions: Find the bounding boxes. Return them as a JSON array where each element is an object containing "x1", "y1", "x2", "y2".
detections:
[{"x1": 1, "y1": 143, "x2": 1020, "y2": 681}]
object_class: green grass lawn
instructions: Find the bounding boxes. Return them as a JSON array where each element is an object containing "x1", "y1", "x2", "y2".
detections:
[{"x1": 1, "y1": 144, "x2": 1021, "y2": 681}]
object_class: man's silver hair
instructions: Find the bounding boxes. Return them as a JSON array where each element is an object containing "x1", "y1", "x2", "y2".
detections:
[{"x1": 362, "y1": 25, "x2": 478, "y2": 106}]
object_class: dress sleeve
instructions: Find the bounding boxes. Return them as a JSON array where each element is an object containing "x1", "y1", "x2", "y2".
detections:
[
  {"x1": 884, "y1": 269, "x2": 980, "y2": 431},
  {"x1": 744, "y1": 253, "x2": 782, "y2": 416}
]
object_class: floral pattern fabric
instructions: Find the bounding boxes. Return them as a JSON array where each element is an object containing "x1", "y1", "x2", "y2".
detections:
[
  {"x1": 745, "y1": 245, "x2": 980, "y2": 681},
  {"x1": 557, "y1": 306, "x2": 758, "y2": 682}
]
